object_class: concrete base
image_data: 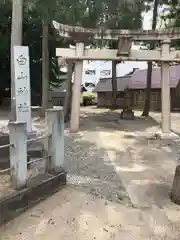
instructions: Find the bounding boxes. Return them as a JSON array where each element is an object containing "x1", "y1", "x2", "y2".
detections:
[
  {"x1": 155, "y1": 131, "x2": 179, "y2": 140},
  {"x1": 0, "y1": 171, "x2": 66, "y2": 226},
  {"x1": 27, "y1": 130, "x2": 38, "y2": 139},
  {"x1": 120, "y1": 110, "x2": 134, "y2": 120}
]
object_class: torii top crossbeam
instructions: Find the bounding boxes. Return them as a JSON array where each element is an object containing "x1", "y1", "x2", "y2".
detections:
[{"x1": 53, "y1": 21, "x2": 180, "y2": 41}]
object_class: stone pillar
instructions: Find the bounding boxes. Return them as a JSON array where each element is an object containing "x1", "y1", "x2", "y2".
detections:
[
  {"x1": 161, "y1": 40, "x2": 171, "y2": 134},
  {"x1": 46, "y1": 108, "x2": 64, "y2": 173},
  {"x1": 9, "y1": 122, "x2": 27, "y2": 190},
  {"x1": 70, "y1": 42, "x2": 84, "y2": 133}
]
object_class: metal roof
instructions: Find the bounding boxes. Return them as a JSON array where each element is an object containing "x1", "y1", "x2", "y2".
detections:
[
  {"x1": 94, "y1": 65, "x2": 180, "y2": 92},
  {"x1": 128, "y1": 65, "x2": 180, "y2": 89},
  {"x1": 94, "y1": 76, "x2": 129, "y2": 92}
]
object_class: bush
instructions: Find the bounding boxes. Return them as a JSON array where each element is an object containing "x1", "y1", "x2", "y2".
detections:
[{"x1": 82, "y1": 92, "x2": 97, "y2": 106}]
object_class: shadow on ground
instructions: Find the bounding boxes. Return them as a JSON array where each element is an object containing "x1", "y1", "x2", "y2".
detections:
[
  {"x1": 65, "y1": 108, "x2": 178, "y2": 209},
  {"x1": 64, "y1": 133, "x2": 131, "y2": 205},
  {"x1": 149, "y1": 114, "x2": 180, "y2": 137},
  {"x1": 79, "y1": 107, "x2": 159, "y2": 133}
]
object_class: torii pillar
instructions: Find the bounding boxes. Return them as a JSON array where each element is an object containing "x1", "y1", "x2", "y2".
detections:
[
  {"x1": 161, "y1": 40, "x2": 171, "y2": 134},
  {"x1": 70, "y1": 42, "x2": 84, "y2": 133},
  {"x1": 157, "y1": 39, "x2": 178, "y2": 139}
]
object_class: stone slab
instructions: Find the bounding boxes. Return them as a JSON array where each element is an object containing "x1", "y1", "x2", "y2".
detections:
[
  {"x1": 0, "y1": 171, "x2": 66, "y2": 226},
  {"x1": 155, "y1": 131, "x2": 179, "y2": 140}
]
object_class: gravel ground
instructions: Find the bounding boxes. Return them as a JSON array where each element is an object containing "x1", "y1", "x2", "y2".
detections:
[
  {"x1": 1, "y1": 109, "x2": 180, "y2": 191},
  {"x1": 1, "y1": 108, "x2": 180, "y2": 239},
  {"x1": 1, "y1": 108, "x2": 180, "y2": 200},
  {"x1": 0, "y1": 109, "x2": 130, "y2": 203},
  {"x1": 64, "y1": 128, "x2": 130, "y2": 205}
]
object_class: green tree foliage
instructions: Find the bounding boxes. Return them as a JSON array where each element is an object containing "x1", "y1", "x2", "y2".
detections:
[
  {"x1": 0, "y1": 2, "x2": 11, "y2": 93},
  {"x1": 165, "y1": 0, "x2": 180, "y2": 28},
  {"x1": 142, "y1": 0, "x2": 170, "y2": 116},
  {"x1": 101, "y1": 0, "x2": 149, "y2": 109},
  {"x1": 142, "y1": 0, "x2": 159, "y2": 117},
  {"x1": 0, "y1": 1, "x2": 58, "y2": 102},
  {"x1": 103, "y1": 0, "x2": 146, "y2": 30},
  {"x1": 0, "y1": 0, "x2": 105, "y2": 103},
  {"x1": 0, "y1": 0, "x2": 170, "y2": 104}
]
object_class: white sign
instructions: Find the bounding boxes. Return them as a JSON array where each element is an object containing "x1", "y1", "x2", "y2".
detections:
[{"x1": 14, "y1": 46, "x2": 32, "y2": 132}]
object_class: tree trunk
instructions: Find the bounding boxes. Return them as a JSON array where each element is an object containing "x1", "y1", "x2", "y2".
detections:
[
  {"x1": 142, "y1": 61, "x2": 153, "y2": 116},
  {"x1": 142, "y1": 0, "x2": 159, "y2": 117},
  {"x1": 41, "y1": 20, "x2": 49, "y2": 117},
  {"x1": 64, "y1": 60, "x2": 73, "y2": 122},
  {"x1": 10, "y1": 0, "x2": 23, "y2": 121},
  {"x1": 171, "y1": 161, "x2": 180, "y2": 205},
  {"x1": 111, "y1": 60, "x2": 117, "y2": 109}
]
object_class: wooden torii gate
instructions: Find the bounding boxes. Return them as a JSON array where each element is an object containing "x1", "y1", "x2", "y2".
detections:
[{"x1": 53, "y1": 21, "x2": 180, "y2": 136}]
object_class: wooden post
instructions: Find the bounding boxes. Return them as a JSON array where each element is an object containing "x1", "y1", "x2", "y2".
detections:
[
  {"x1": 41, "y1": 19, "x2": 50, "y2": 117},
  {"x1": 46, "y1": 108, "x2": 64, "y2": 173},
  {"x1": 70, "y1": 42, "x2": 84, "y2": 132},
  {"x1": 64, "y1": 60, "x2": 73, "y2": 122},
  {"x1": 161, "y1": 40, "x2": 171, "y2": 133},
  {"x1": 9, "y1": 122, "x2": 27, "y2": 190},
  {"x1": 111, "y1": 60, "x2": 117, "y2": 109},
  {"x1": 10, "y1": 0, "x2": 23, "y2": 122}
]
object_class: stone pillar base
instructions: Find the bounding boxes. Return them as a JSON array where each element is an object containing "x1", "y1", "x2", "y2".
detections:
[
  {"x1": 120, "y1": 109, "x2": 134, "y2": 120},
  {"x1": 155, "y1": 131, "x2": 179, "y2": 140}
]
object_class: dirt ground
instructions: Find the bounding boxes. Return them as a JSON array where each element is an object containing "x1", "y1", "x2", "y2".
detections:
[{"x1": 1, "y1": 107, "x2": 180, "y2": 239}]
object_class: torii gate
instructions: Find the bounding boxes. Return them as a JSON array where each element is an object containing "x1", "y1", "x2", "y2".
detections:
[{"x1": 53, "y1": 21, "x2": 180, "y2": 136}]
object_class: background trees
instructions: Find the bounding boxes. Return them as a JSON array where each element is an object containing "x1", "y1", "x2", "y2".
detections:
[
  {"x1": 102, "y1": 0, "x2": 151, "y2": 109},
  {"x1": 0, "y1": 0, "x2": 178, "y2": 114},
  {"x1": 0, "y1": 0, "x2": 104, "y2": 108},
  {"x1": 142, "y1": 0, "x2": 159, "y2": 117}
]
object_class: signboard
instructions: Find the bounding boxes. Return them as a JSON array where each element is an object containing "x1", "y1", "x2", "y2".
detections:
[{"x1": 14, "y1": 46, "x2": 32, "y2": 132}]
